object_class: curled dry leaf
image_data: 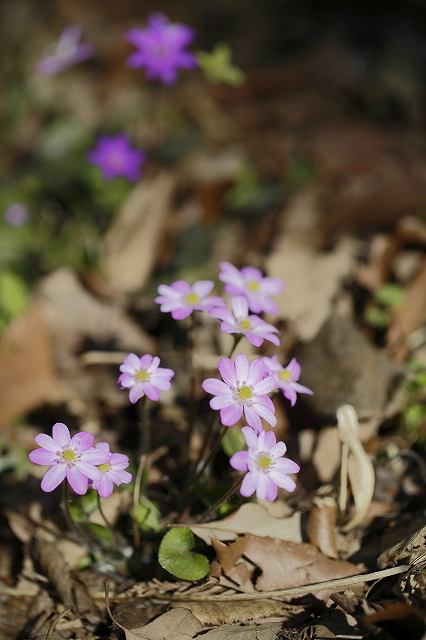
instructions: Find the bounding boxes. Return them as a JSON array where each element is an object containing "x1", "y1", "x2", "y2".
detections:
[
  {"x1": 337, "y1": 404, "x2": 375, "y2": 531},
  {"x1": 31, "y1": 538, "x2": 73, "y2": 608},
  {"x1": 306, "y1": 496, "x2": 339, "y2": 559},
  {"x1": 170, "y1": 600, "x2": 304, "y2": 626},
  {"x1": 186, "y1": 503, "x2": 301, "y2": 545},
  {"x1": 197, "y1": 622, "x2": 285, "y2": 640},
  {"x1": 378, "y1": 521, "x2": 426, "y2": 568},
  {"x1": 128, "y1": 608, "x2": 203, "y2": 640}
]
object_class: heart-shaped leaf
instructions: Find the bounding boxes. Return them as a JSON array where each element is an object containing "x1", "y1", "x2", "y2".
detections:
[{"x1": 158, "y1": 528, "x2": 209, "y2": 581}]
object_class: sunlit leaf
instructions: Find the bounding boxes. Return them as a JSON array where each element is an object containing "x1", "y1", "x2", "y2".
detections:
[
  {"x1": 197, "y1": 44, "x2": 245, "y2": 86},
  {"x1": 158, "y1": 527, "x2": 209, "y2": 580}
]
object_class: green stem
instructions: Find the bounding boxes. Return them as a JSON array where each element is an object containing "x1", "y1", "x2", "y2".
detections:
[
  {"x1": 192, "y1": 424, "x2": 230, "y2": 485},
  {"x1": 186, "y1": 312, "x2": 196, "y2": 454},
  {"x1": 62, "y1": 482, "x2": 96, "y2": 552},
  {"x1": 133, "y1": 396, "x2": 149, "y2": 548},
  {"x1": 96, "y1": 493, "x2": 119, "y2": 546},
  {"x1": 228, "y1": 334, "x2": 242, "y2": 359},
  {"x1": 197, "y1": 476, "x2": 243, "y2": 524}
]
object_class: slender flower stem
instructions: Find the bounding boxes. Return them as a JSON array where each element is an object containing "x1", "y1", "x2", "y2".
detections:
[
  {"x1": 62, "y1": 482, "x2": 96, "y2": 551},
  {"x1": 228, "y1": 334, "x2": 242, "y2": 359},
  {"x1": 96, "y1": 493, "x2": 119, "y2": 546},
  {"x1": 133, "y1": 396, "x2": 148, "y2": 548},
  {"x1": 197, "y1": 476, "x2": 243, "y2": 524},
  {"x1": 185, "y1": 312, "x2": 196, "y2": 454},
  {"x1": 192, "y1": 424, "x2": 230, "y2": 485}
]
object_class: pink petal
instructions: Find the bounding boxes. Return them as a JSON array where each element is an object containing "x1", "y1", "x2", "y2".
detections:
[
  {"x1": 235, "y1": 354, "x2": 249, "y2": 383},
  {"x1": 139, "y1": 354, "x2": 154, "y2": 369},
  {"x1": 77, "y1": 461, "x2": 102, "y2": 481},
  {"x1": 171, "y1": 307, "x2": 192, "y2": 320},
  {"x1": 217, "y1": 358, "x2": 237, "y2": 387},
  {"x1": 286, "y1": 358, "x2": 300, "y2": 380},
  {"x1": 252, "y1": 375, "x2": 275, "y2": 395},
  {"x1": 123, "y1": 353, "x2": 142, "y2": 369},
  {"x1": 170, "y1": 280, "x2": 191, "y2": 293},
  {"x1": 254, "y1": 473, "x2": 269, "y2": 500},
  {"x1": 107, "y1": 469, "x2": 132, "y2": 484},
  {"x1": 210, "y1": 394, "x2": 235, "y2": 410},
  {"x1": 246, "y1": 359, "x2": 267, "y2": 386},
  {"x1": 245, "y1": 333, "x2": 263, "y2": 347},
  {"x1": 34, "y1": 433, "x2": 60, "y2": 453},
  {"x1": 94, "y1": 475, "x2": 113, "y2": 498},
  {"x1": 291, "y1": 381, "x2": 314, "y2": 396},
  {"x1": 281, "y1": 386, "x2": 297, "y2": 406},
  {"x1": 202, "y1": 377, "x2": 232, "y2": 396},
  {"x1": 261, "y1": 430, "x2": 277, "y2": 450},
  {"x1": 251, "y1": 399, "x2": 276, "y2": 427},
  {"x1": 150, "y1": 373, "x2": 172, "y2": 390},
  {"x1": 70, "y1": 432, "x2": 94, "y2": 452},
  {"x1": 241, "y1": 266, "x2": 262, "y2": 281},
  {"x1": 230, "y1": 295, "x2": 248, "y2": 319},
  {"x1": 243, "y1": 405, "x2": 262, "y2": 432},
  {"x1": 192, "y1": 280, "x2": 214, "y2": 297},
  {"x1": 52, "y1": 423, "x2": 71, "y2": 447},
  {"x1": 270, "y1": 441, "x2": 287, "y2": 457},
  {"x1": 95, "y1": 442, "x2": 110, "y2": 452},
  {"x1": 229, "y1": 450, "x2": 249, "y2": 471},
  {"x1": 220, "y1": 403, "x2": 243, "y2": 426},
  {"x1": 261, "y1": 277, "x2": 284, "y2": 295},
  {"x1": 269, "y1": 470, "x2": 296, "y2": 492},
  {"x1": 110, "y1": 452, "x2": 129, "y2": 466},
  {"x1": 274, "y1": 458, "x2": 300, "y2": 474},
  {"x1": 118, "y1": 373, "x2": 133, "y2": 388},
  {"x1": 143, "y1": 382, "x2": 160, "y2": 401},
  {"x1": 241, "y1": 426, "x2": 258, "y2": 448},
  {"x1": 129, "y1": 383, "x2": 144, "y2": 403},
  {"x1": 240, "y1": 471, "x2": 258, "y2": 497},
  {"x1": 28, "y1": 449, "x2": 57, "y2": 466},
  {"x1": 40, "y1": 464, "x2": 67, "y2": 492},
  {"x1": 66, "y1": 467, "x2": 89, "y2": 494},
  {"x1": 201, "y1": 296, "x2": 226, "y2": 310},
  {"x1": 263, "y1": 475, "x2": 278, "y2": 501}
]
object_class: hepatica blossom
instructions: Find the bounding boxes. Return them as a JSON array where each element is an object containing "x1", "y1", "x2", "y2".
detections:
[
  {"x1": 202, "y1": 354, "x2": 276, "y2": 432},
  {"x1": 125, "y1": 12, "x2": 197, "y2": 85},
  {"x1": 262, "y1": 356, "x2": 313, "y2": 406},
  {"x1": 28, "y1": 423, "x2": 109, "y2": 495},
  {"x1": 92, "y1": 442, "x2": 132, "y2": 498},
  {"x1": 230, "y1": 426, "x2": 300, "y2": 501},
  {"x1": 155, "y1": 280, "x2": 225, "y2": 320},
  {"x1": 86, "y1": 134, "x2": 146, "y2": 181},
  {"x1": 35, "y1": 25, "x2": 93, "y2": 75},
  {"x1": 118, "y1": 353, "x2": 174, "y2": 404},
  {"x1": 210, "y1": 295, "x2": 280, "y2": 347},
  {"x1": 218, "y1": 262, "x2": 284, "y2": 315}
]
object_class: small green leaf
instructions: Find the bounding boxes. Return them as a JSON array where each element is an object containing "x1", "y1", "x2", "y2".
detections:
[
  {"x1": 197, "y1": 44, "x2": 245, "y2": 86},
  {"x1": 363, "y1": 306, "x2": 389, "y2": 328},
  {"x1": 0, "y1": 271, "x2": 28, "y2": 319},
  {"x1": 373, "y1": 283, "x2": 404, "y2": 309},
  {"x1": 158, "y1": 527, "x2": 209, "y2": 581},
  {"x1": 222, "y1": 426, "x2": 246, "y2": 457}
]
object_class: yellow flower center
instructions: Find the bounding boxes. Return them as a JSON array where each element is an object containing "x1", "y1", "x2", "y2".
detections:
[
  {"x1": 279, "y1": 370, "x2": 291, "y2": 381},
  {"x1": 247, "y1": 281, "x2": 259, "y2": 292},
  {"x1": 62, "y1": 449, "x2": 76, "y2": 461},
  {"x1": 98, "y1": 463, "x2": 112, "y2": 473},
  {"x1": 136, "y1": 370, "x2": 150, "y2": 382},
  {"x1": 237, "y1": 385, "x2": 253, "y2": 400},
  {"x1": 257, "y1": 455, "x2": 271, "y2": 469},
  {"x1": 239, "y1": 319, "x2": 252, "y2": 330},
  {"x1": 185, "y1": 292, "x2": 199, "y2": 305}
]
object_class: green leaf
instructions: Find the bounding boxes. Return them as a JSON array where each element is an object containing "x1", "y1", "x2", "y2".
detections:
[
  {"x1": 0, "y1": 271, "x2": 28, "y2": 319},
  {"x1": 197, "y1": 44, "x2": 245, "y2": 86},
  {"x1": 404, "y1": 403, "x2": 426, "y2": 431},
  {"x1": 221, "y1": 426, "x2": 246, "y2": 457},
  {"x1": 363, "y1": 306, "x2": 389, "y2": 328},
  {"x1": 158, "y1": 527, "x2": 209, "y2": 581},
  {"x1": 135, "y1": 495, "x2": 162, "y2": 532},
  {"x1": 373, "y1": 283, "x2": 404, "y2": 309}
]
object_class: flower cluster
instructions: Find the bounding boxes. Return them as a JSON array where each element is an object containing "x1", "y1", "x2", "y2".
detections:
[
  {"x1": 118, "y1": 353, "x2": 174, "y2": 404},
  {"x1": 28, "y1": 423, "x2": 131, "y2": 496},
  {"x1": 86, "y1": 134, "x2": 146, "y2": 182}
]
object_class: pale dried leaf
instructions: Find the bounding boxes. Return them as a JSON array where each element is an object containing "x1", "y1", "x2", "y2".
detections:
[
  {"x1": 197, "y1": 622, "x2": 283, "y2": 640},
  {"x1": 187, "y1": 504, "x2": 301, "y2": 545},
  {"x1": 337, "y1": 405, "x2": 375, "y2": 531},
  {"x1": 306, "y1": 498, "x2": 339, "y2": 559},
  {"x1": 101, "y1": 172, "x2": 175, "y2": 293},
  {"x1": 170, "y1": 600, "x2": 304, "y2": 625},
  {"x1": 378, "y1": 522, "x2": 426, "y2": 568},
  {"x1": 31, "y1": 538, "x2": 73, "y2": 607},
  {"x1": 211, "y1": 537, "x2": 249, "y2": 572},
  {"x1": 130, "y1": 608, "x2": 203, "y2": 640}
]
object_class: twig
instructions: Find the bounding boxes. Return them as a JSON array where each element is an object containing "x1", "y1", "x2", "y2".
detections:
[
  {"x1": 44, "y1": 606, "x2": 72, "y2": 640},
  {"x1": 197, "y1": 476, "x2": 243, "y2": 523}
]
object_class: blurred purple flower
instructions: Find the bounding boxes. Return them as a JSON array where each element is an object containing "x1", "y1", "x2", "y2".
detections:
[
  {"x1": 4, "y1": 203, "x2": 29, "y2": 227},
  {"x1": 35, "y1": 25, "x2": 93, "y2": 75},
  {"x1": 230, "y1": 426, "x2": 300, "y2": 501},
  {"x1": 218, "y1": 262, "x2": 284, "y2": 315},
  {"x1": 86, "y1": 134, "x2": 146, "y2": 181},
  {"x1": 118, "y1": 353, "x2": 174, "y2": 404},
  {"x1": 155, "y1": 280, "x2": 225, "y2": 320},
  {"x1": 202, "y1": 354, "x2": 276, "y2": 432},
  {"x1": 210, "y1": 295, "x2": 280, "y2": 347},
  {"x1": 28, "y1": 423, "x2": 109, "y2": 495},
  {"x1": 262, "y1": 355, "x2": 314, "y2": 406},
  {"x1": 125, "y1": 12, "x2": 197, "y2": 85},
  {"x1": 91, "y1": 442, "x2": 132, "y2": 498}
]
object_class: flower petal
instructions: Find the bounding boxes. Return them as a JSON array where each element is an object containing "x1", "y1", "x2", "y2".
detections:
[
  {"x1": 34, "y1": 433, "x2": 60, "y2": 453},
  {"x1": 220, "y1": 403, "x2": 243, "y2": 426},
  {"x1": 129, "y1": 383, "x2": 144, "y2": 404},
  {"x1": 229, "y1": 450, "x2": 249, "y2": 471},
  {"x1": 202, "y1": 377, "x2": 232, "y2": 396},
  {"x1": 210, "y1": 394, "x2": 235, "y2": 410},
  {"x1": 192, "y1": 280, "x2": 214, "y2": 297},
  {"x1": 235, "y1": 354, "x2": 249, "y2": 383},
  {"x1": 123, "y1": 353, "x2": 141, "y2": 370},
  {"x1": 240, "y1": 471, "x2": 258, "y2": 497},
  {"x1": 40, "y1": 464, "x2": 67, "y2": 492},
  {"x1": 52, "y1": 423, "x2": 71, "y2": 448},
  {"x1": 217, "y1": 358, "x2": 237, "y2": 387},
  {"x1": 28, "y1": 449, "x2": 57, "y2": 466},
  {"x1": 243, "y1": 405, "x2": 262, "y2": 432},
  {"x1": 66, "y1": 467, "x2": 89, "y2": 494}
]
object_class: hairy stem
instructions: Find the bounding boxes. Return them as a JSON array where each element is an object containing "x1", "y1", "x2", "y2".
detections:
[{"x1": 197, "y1": 476, "x2": 243, "y2": 523}]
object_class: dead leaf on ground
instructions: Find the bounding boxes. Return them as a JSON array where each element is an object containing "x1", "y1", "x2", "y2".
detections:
[
  {"x1": 170, "y1": 600, "x2": 304, "y2": 625},
  {"x1": 31, "y1": 538, "x2": 73, "y2": 608},
  {"x1": 186, "y1": 504, "x2": 301, "y2": 545},
  {"x1": 337, "y1": 405, "x2": 375, "y2": 531},
  {"x1": 306, "y1": 496, "x2": 339, "y2": 559},
  {"x1": 126, "y1": 608, "x2": 203, "y2": 640},
  {"x1": 378, "y1": 520, "x2": 426, "y2": 568},
  {"x1": 197, "y1": 621, "x2": 284, "y2": 640}
]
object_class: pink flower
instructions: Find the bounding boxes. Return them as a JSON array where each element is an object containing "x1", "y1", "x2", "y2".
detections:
[
  {"x1": 202, "y1": 354, "x2": 276, "y2": 432},
  {"x1": 210, "y1": 295, "x2": 280, "y2": 347},
  {"x1": 118, "y1": 353, "x2": 174, "y2": 404},
  {"x1": 155, "y1": 280, "x2": 225, "y2": 320},
  {"x1": 218, "y1": 262, "x2": 284, "y2": 315},
  {"x1": 230, "y1": 426, "x2": 300, "y2": 501},
  {"x1": 262, "y1": 356, "x2": 313, "y2": 406},
  {"x1": 28, "y1": 423, "x2": 109, "y2": 495},
  {"x1": 35, "y1": 25, "x2": 93, "y2": 75},
  {"x1": 91, "y1": 442, "x2": 132, "y2": 498},
  {"x1": 125, "y1": 13, "x2": 197, "y2": 85},
  {"x1": 86, "y1": 134, "x2": 146, "y2": 182}
]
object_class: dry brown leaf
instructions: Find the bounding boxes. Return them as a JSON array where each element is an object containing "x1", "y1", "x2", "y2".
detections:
[
  {"x1": 170, "y1": 600, "x2": 304, "y2": 625},
  {"x1": 337, "y1": 405, "x2": 375, "y2": 531},
  {"x1": 101, "y1": 172, "x2": 175, "y2": 294},
  {"x1": 378, "y1": 521, "x2": 426, "y2": 568},
  {"x1": 306, "y1": 497, "x2": 339, "y2": 559},
  {"x1": 129, "y1": 608, "x2": 203, "y2": 640},
  {"x1": 31, "y1": 538, "x2": 73, "y2": 608},
  {"x1": 197, "y1": 622, "x2": 283, "y2": 640},
  {"x1": 211, "y1": 536, "x2": 249, "y2": 572},
  {"x1": 240, "y1": 534, "x2": 361, "y2": 593},
  {"x1": 187, "y1": 504, "x2": 301, "y2": 545}
]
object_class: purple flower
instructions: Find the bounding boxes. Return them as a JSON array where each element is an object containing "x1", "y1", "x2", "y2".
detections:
[
  {"x1": 125, "y1": 12, "x2": 197, "y2": 85},
  {"x1": 155, "y1": 280, "x2": 225, "y2": 320},
  {"x1": 202, "y1": 354, "x2": 276, "y2": 432},
  {"x1": 91, "y1": 442, "x2": 132, "y2": 498},
  {"x1": 218, "y1": 262, "x2": 284, "y2": 315},
  {"x1": 230, "y1": 426, "x2": 300, "y2": 501},
  {"x1": 35, "y1": 25, "x2": 93, "y2": 75},
  {"x1": 262, "y1": 356, "x2": 314, "y2": 406},
  {"x1": 210, "y1": 295, "x2": 280, "y2": 347},
  {"x1": 86, "y1": 134, "x2": 146, "y2": 181},
  {"x1": 28, "y1": 423, "x2": 109, "y2": 495},
  {"x1": 118, "y1": 353, "x2": 174, "y2": 404},
  {"x1": 4, "y1": 203, "x2": 29, "y2": 227}
]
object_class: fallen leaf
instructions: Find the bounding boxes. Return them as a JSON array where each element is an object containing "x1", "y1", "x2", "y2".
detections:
[
  {"x1": 337, "y1": 405, "x2": 375, "y2": 531},
  {"x1": 130, "y1": 608, "x2": 203, "y2": 640},
  {"x1": 197, "y1": 622, "x2": 283, "y2": 640},
  {"x1": 170, "y1": 600, "x2": 304, "y2": 625},
  {"x1": 31, "y1": 537, "x2": 73, "y2": 607},
  {"x1": 378, "y1": 521, "x2": 426, "y2": 568},
  {"x1": 186, "y1": 504, "x2": 301, "y2": 545},
  {"x1": 306, "y1": 497, "x2": 339, "y2": 559}
]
